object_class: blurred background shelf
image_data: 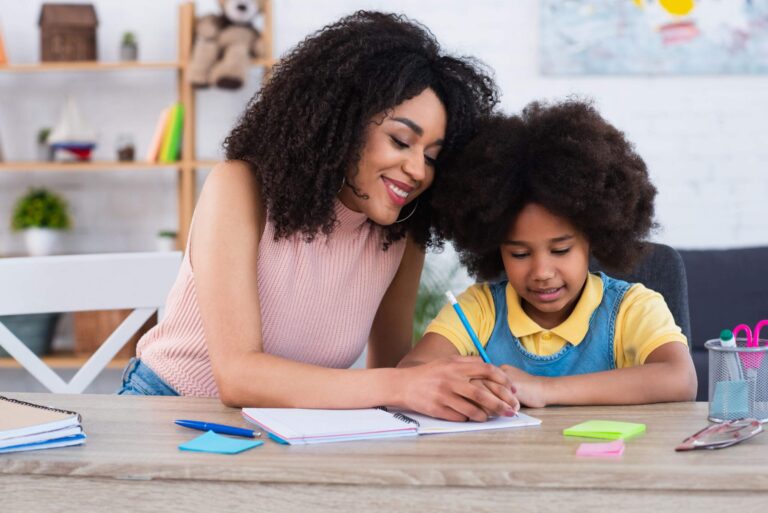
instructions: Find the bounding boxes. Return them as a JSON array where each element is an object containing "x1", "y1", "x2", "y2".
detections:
[
  {"x1": 0, "y1": 61, "x2": 180, "y2": 72},
  {"x1": 0, "y1": 161, "x2": 182, "y2": 171}
]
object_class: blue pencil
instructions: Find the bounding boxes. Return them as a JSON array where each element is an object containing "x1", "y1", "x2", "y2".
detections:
[{"x1": 445, "y1": 291, "x2": 492, "y2": 364}]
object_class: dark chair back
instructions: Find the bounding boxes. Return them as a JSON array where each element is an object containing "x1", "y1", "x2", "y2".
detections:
[
  {"x1": 590, "y1": 243, "x2": 692, "y2": 342},
  {"x1": 678, "y1": 246, "x2": 768, "y2": 401}
]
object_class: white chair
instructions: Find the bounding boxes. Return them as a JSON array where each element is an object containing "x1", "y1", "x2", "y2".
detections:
[{"x1": 0, "y1": 252, "x2": 181, "y2": 393}]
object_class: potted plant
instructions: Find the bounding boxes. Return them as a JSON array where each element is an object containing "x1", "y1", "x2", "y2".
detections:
[
  {"x1": 120, "y1": 31, "x2": 138, "y2": 61},
  {"x1": 156, "y1": 229, "x2": 178, "y2": 252},
  {"x1": 37, "y1": 127, "x2": 52, "y2": 161},
  {"x1": 11, "y1": 188, "x2": 72, "y2": 256}
]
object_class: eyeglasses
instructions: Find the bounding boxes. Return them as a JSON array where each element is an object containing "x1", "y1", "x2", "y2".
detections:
[{"x1": 675, "y1": 418, "x2": 763, "y2": 451}]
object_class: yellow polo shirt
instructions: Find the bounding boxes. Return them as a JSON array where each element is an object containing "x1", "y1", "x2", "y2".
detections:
[{"x1": 426, "y1": 273, "x2": 687, "y2": 368}]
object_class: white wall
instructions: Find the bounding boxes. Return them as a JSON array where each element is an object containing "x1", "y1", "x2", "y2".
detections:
[{"x1": 1, "y1": 0, "x2": 767, "y2": 256}]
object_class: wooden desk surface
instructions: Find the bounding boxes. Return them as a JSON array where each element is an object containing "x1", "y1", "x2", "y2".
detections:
[{"x1": 3, "y1": 394, "x2": 767, "y2": 512}]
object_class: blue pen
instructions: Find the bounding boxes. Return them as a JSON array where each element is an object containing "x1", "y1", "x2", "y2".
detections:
[
  {"x1": 445, "y1": 291, "x2": 492, "y2": 364},
  {"x1": 175, "y1": 420, "x2": 260, "y2": 438}
]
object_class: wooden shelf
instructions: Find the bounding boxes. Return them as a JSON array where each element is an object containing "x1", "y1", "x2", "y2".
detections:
[
  {"x1": 0, "y1": 354, "x2": 130, "y2": 369},
  {"x1": 0, "y1": 161, "x2": 182, "y2": 172},
  {"x1": 191, "y1": 160, "x2": 221, "y2": 168},
  {"x1": 0, "y1": 1, "x2": 275, "y2": 248},
  {"x1": 0, "y1": 61, "x2": 181, "y2": 73},
  {"x1": 0, "y1": 59, "x2": 275, "y2": 74}
]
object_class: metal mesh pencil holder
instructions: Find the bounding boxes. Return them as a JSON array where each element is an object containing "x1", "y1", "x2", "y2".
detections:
[{"x1": 705, "y1": 338, "x2": 768, "y2": 423}]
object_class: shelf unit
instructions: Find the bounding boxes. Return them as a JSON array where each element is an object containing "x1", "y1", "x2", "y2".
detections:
[
  {"x1": 0, "y1": 353, "x2": 130, "y2": 370},
  {"x1": 0, "y1": 0, "x2": 275, "y2": 248}
]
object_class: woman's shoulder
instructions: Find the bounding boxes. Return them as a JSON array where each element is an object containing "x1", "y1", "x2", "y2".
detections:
[
  {"x1": 204, "y1": 160, "x2": 260, "y2": 194},
  {"x1": 190, "y1": 161, "x2": 265, "y2": 266},
  {"x1": 197, "y1": 161, "x2": 263, "y2": 215}
]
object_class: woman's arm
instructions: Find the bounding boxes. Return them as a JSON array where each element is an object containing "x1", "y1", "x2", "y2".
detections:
[
  {"x1": 365, "y1": 237, "x2": 424, "y2": 369},
  {"x1": 191, "y1": 162, "x2": 516, "y2": 420},
  {"x1": 503, "y1": 342, "x2": 698, "y2": 407},
  {"x1": 398, "y1": 333, "x2": 520, "y2": 415}
]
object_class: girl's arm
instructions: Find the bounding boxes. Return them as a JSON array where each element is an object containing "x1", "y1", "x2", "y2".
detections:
[
  {"x1": 503, "y1": 342, "x2": 698, "y2": 407},
  {"x1": 192, "y1": 162, "x2": 516, "y2": 420}
]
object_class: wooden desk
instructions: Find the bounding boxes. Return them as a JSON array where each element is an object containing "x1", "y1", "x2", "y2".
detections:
[{"x1": 2, "y1": 394, "x2": 767, "y2": 512}]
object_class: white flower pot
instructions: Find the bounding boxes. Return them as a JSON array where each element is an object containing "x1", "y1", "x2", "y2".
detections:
[
  {"x1": 24, "y1": 228, "x2": 62, "y2": 256},
  {"x1": 155, "y1": 236, "x2": 177, "y2": 252}
]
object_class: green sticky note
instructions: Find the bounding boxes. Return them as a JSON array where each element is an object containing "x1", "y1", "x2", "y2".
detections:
[
  {"x1": 563, "y1": 420, "x2": 646, "y2": 440},
  {"x1": 179, "y1": 430, "x2": 263, "y2": 454}
]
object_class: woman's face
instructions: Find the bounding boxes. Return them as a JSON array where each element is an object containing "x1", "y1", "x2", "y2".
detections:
[{"x1": 338, "y1": 87, "x2": 447, "y2": 225}]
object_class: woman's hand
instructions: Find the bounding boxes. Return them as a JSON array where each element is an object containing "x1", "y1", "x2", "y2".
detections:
[
  {"x1": 499, "y1": 365, "x2": 549, "y2": 408},
  {"x1": 397, "y1": 356, "x2": 518, "y2": 422}
]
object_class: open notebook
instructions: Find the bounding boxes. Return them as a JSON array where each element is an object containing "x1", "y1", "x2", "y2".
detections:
[{"x1": 242, "y1": 407, "x2": 541, "y2": 445}]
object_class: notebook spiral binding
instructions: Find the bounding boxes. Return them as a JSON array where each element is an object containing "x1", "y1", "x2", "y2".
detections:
[
  {"x1": 392, "y1": 412, "x2": 420, "y2": 427},
  {"x1": 0, "y1": 395, "x2": 80, "y2": 420},
  {"x1": 374, "y1": 406, "x2": 420, "y2": 427}
]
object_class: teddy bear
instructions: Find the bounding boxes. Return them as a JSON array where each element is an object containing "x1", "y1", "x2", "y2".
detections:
[{"x1": 188, "y1": 0, "x2": 267, "y2": 90}]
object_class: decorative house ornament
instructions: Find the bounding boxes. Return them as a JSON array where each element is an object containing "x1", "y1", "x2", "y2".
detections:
[{"x1": 39, "y1": 3, "x2": 98, "y2": 62}]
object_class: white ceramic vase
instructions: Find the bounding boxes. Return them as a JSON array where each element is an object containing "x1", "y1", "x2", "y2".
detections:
[
  {"x1": 155, "y1": 235, "x2": 177, "y2": 252},
  {"x1": 24, "y1": 228, "x2": 62, "y2": 256}
]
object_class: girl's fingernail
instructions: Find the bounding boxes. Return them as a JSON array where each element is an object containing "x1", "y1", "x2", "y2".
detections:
[{"x1": 504, "y1": 409, "x2": 517, "y2": 417}]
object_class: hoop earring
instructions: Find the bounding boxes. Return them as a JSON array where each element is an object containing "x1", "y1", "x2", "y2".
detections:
[
  {"x1": 395, "y1": 199, "x2": 419, "y2": 224},
  {"x1": 337, "y1": 176, "x2": 346, "y2": 194}
]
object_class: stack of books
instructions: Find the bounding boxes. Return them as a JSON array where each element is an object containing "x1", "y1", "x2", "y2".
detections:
[
  {"x1": 145, "y1": 102, "x2": 185, "y2": 163},
  {"x1": 0, "y1": 395, "x2": 86, "y2": 453}
]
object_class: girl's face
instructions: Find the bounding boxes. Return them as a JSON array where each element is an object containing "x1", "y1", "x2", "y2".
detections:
[
  {"x1": 338, "y1": 88, "x2": 446, "y2": 226},
  {"x1": 500, "y1": 203, "x2": 590, "y2": 329}
]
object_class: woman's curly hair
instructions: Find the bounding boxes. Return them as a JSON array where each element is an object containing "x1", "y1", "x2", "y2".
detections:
[
  {"x1": 224, "y1": 11, "x2": 498, "y2": 248},
  {"x1": 433, "y1": 99, "x2": 657, "y2": 280}
]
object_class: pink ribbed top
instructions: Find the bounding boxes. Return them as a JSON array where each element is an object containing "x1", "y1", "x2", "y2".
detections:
[{"x1": 137, "y1": 200, "x2": 407, "y2": 397}]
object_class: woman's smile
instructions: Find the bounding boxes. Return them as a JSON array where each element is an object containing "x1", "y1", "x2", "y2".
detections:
[{"x1": 382, "y1": 176, "x2": 414, "y2": 206}]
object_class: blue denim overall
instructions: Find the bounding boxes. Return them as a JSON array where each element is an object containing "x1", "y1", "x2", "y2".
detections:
[{"x1": 485, "y1": 273, "x2": 631, "y2": 376}]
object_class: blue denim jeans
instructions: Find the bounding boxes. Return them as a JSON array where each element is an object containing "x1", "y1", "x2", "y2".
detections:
[{"x1": 117, "y1": 358, "x2": 179, "y2": 396}]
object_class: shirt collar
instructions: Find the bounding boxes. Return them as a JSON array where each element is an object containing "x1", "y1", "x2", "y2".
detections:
[{"x1": 506, "y1": 273, "x2": 604, "y2": 345}]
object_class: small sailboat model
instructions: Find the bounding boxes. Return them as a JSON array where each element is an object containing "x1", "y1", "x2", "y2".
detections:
[{"x1": 47, "y1": 97, "x2": 97, "y2": 161}]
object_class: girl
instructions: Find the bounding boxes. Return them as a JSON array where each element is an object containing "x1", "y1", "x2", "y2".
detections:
[
  {"x1": 400, "y1": 100, "x2": 698, "y2": 408},
  {"x1": 119, "y1": 11, "x2": 518, "y2": 422}
]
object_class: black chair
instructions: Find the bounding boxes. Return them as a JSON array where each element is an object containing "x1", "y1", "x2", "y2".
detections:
[
  {"x1": 591, "y1": 243, "x2": 691, "y2": 340},
  {"x1": 677, "y1": 246, "x2": 768, "y2": 402},
  {"x1": 591, "y1": 243, "x2": 700, "y2": 398}
]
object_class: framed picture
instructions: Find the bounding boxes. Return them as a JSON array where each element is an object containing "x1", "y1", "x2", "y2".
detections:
[{"x1": 540, "y1": 0, "x2": 768, "y2": 75}]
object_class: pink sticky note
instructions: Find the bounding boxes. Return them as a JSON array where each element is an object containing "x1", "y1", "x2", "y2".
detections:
[{"x1": 576, "y1": 440, "x2": 625, "y2": 458}]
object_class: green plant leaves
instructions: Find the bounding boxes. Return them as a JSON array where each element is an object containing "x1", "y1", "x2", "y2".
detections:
[{"x1": 11, "y1": 188, "x2": 72, "y2": 231}]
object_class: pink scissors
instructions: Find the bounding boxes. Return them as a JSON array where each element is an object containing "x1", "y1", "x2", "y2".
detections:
[{"x1": 733, "y1": 320, "x2": 768, "y2": 372}]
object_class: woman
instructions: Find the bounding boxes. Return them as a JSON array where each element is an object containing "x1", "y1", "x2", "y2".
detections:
[{"x1": 119, "y1": 11, "x2": 518, "y2": 422}]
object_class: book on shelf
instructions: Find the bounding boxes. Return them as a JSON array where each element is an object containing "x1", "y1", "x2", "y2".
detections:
[
  {"x1": 0, "y1": 395, "x2": 86, "y2": 453},
  {"x1": 159, "y1": 102, "x2": 184, "y2": 163},
  {"x1": 0, "y1": 28, "x2": 7, "y2": 65},
  {"x1": 145, "y1": 106, "x2": 171, "y2": 162}
]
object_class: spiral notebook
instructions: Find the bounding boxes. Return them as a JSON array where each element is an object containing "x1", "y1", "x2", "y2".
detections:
[
  {"x1": 242, "y1": 407, "x2": 541, "y2": 445},
  {"x1": 0, "y1": 395, "x2": 86, "y2": 453}
]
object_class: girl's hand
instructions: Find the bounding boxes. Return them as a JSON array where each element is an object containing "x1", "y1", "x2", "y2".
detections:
[
  {"x1": 397, "y1": 356, "x2": 518, "y2": 422},
  {"x1": 500, "y1": 365, "x2": 549, "y2": 408},
  {"x1": 470, "y1": 378, "x2": 520, "y2": 416}
]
